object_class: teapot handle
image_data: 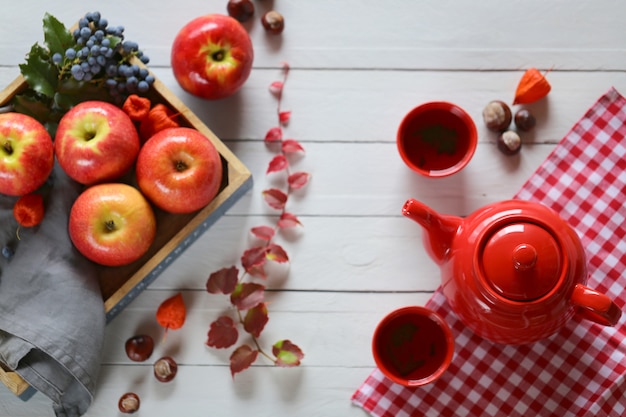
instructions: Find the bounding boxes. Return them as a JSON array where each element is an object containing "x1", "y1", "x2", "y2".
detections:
[{"x1": 571, "y1": 284, "x2": 622, "y2": 326}]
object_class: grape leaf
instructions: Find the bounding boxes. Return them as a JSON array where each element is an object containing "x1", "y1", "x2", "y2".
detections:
[
  {"x1": 265, "y1": 126, "x2": 283, "y2": 142},
  {"x1": 230, "y1": 344, "x2": 259, "y2": 377},
  {"x1": 251, "y1": 225, "x2": 275, "y2": 241},
  {"x1": 206, "y1": 316, "x2": 239, "y2": 349},
  {"x1": 262, "y1": 188, "x2": 288, "y2": 210},
  {"x1": 42, "y1": 12, "x2": 74, "y2": 56},
  {"x1": 279, "y1": 110, "x2": 291, "y2": 125},
  {"x1": 277, "y1": 212, "x2": 302, "y2": 228},
  {"x1": 269, "y1": 81, "x2": 283, "y2": 97},
  {"x1": 230, "y1": 282, "x2": 265, "y2": 310},
  {"x1": 266, "y1": 243, "x2": 289, "y2": 263},
  {"x1": 206, "y1": 266, "x2": 239, "y2": 294},
  {"x1": 243, "y1": 303, "x2": 269, "y2": 338},
  {"x1": 241, "y1": 246, "x2": 267, "y2": 275},
  {"x1": 267, "y1": 155, "x2": 288, "y2": 174},
  {"x1": 282, "y1": 139, "x2": 305, "y2": 154},
  {"x1": 272, "y1": 340, "x2": 304, "y2": 367},
  {"x1": 19, "y1": 43, "x2": 59, "y2": 98},
  {"x1": 288, "y1": 172, "x2": 311, "y2": 189}
]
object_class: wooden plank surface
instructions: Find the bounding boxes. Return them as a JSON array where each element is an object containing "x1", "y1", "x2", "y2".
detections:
[{"x1": 0, "y1": 1, "x2": 625, "y2": 416}]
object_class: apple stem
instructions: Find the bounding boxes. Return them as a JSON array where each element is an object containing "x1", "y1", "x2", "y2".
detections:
[
  {"x1": 175, "y1": 161, "x2": 187, "y2": 172},
  {"x1": 2, "y1": 140, "x2": 12, "y2": 155},
  {"x1": 212, "y1": 50, "x2": 225, "y2": 62},
  {"x1": 105, "y1": 220, "x2": 116, "y2": 232}
]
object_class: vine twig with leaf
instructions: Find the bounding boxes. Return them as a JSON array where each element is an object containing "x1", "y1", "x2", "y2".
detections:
[{"x1": 204, "y1": 63, "x2": 308, "y2": 377}]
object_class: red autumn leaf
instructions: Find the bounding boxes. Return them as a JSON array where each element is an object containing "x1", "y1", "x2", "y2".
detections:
[
  {"x1": 282, "y1": 139, "x2": 305, "y2": 154},
  {"x1": 266, "y1": 243, "x2": 289, "y2": 263},
  {"x1": 246, "y1": 263, "x2": 267, "y2": 279},
  {"x1": 262, "y1": 188, "x2": 288, "y2": 210},
  {"x1": 230, "y1": 344, "x2": 259, "y2": 377},
  {"x1": 269, "y1": 81, "x2": 283, "y2": 97},
  {"x1": 206, "y1": 266, "x2": 239, "y2": 294},
  {"x1": 279, "y1": 110, "x2": 291, "y2": 125},
  {"x1": 281, "y1": 61, "x2": 290, "y2": 74},
  {"x1": 267, "y1": 155, "x2": 288, "y2": 174},
  {"x1": 156, "y1": 293, "x2": 186, "y2": 337},
  {"x1": 251, "y1": 225, "x2": 275, "y2": 241},
  {"x1": 241, "y1": 245, "x2": 267, "y2": 273},
  {"x1": 272, "y1": 340, "x2": 304, "y2": 367},
  {"x1": 288, "y1": 172, "x2": 311, "y2": 189},
  {"x1": 264, "y1": 126, "x2": 282, "y2": 142},
  {"x1": 230, "y1": 282, "x2": 265, "y2": 310},
  {"x1": 206, "y1": 316, "x2": 239, "y2": 349},
  {"x1": 277, "y1": 212, "x2": 302, "y2": 228},
  {"x1": 243, "y1": 302, "x2": 269, "y2": 338}
]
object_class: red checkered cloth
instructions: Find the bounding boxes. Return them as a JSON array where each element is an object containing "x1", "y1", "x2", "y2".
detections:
[{"x1": 352, "y1": 87, "x2": 626, "y2": 417}]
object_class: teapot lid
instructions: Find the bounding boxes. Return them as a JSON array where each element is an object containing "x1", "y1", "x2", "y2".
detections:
[{"x1": 480, "y1": 222, "x2": 562, "y2": 301}]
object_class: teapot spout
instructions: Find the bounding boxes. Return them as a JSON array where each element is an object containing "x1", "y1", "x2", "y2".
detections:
[{"x1": 402, "y1": 198, "x2": 462, "y2": 264}]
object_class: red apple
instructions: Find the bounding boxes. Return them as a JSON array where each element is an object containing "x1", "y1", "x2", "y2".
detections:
[
  {"x1": 55, "y1": 100, "x2": 140, "y2": 185},
  {"x1": 135, "y1": 127, "x2": 223, "y2": 213},
  {"x1": 0, "y1": 112, "x2": 54, "y2": 196},
  {"x1": 69, "y1": 183, "x2": 157, "y2": 267},
  {"x1": 171, "y1": 14, "x2": 254, "y2": 100}
]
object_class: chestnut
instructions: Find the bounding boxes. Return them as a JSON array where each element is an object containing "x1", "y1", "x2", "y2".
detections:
[
  {"x1": 125, "y1": 334, "x2": 154, "y2": 362},
  {"x1": 118, "y1": 392, "x2": 140, "y2": 414},
  {"x1": 497, "y1": 130, "x2": 522, "y2": 155},
  {"x1": 483, "y1": 100, "x2": 512, "y2": 132},
  {"x1": 153, "y1": 356, "x2": 178, "y2": 382},
  {"x1": 227, "y1": 0, "x2": 255, "y2": 23},
  {"x1": 261, "y1": 11, "x2": 285, "y2": 34},
  {"x1": 514, "y1": 109, "x2": 536, "y2": 132}
]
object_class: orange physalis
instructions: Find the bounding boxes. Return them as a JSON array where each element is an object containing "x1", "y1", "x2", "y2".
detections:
[
  {"x1": 122, "y1": 94, "x2": 151, "y2": 122},
  {"x1": 156, "y1": 293, "x2": 186, "y2": 339},
  {"x1": 139, "y1": 104, "x2": 180, "y2": 142},
  {"x1": 13, "y1": 193, "x2": 45, "y2": 238},
  {"x1": 513, "y1": 67, "x2": 552, "y2": 105}
]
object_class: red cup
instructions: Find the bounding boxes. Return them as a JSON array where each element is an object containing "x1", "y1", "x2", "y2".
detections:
[
  {"x1": 397, "y1": 101, "x2": 477, "y2": 177},
  {"x1": 372, "y1": 306, "x2": 454, "y2": 387}
]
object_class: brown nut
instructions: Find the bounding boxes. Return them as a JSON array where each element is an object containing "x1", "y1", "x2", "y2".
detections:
[
  {"x1": 483, "y1": 100, "x2": 512, "y2": 132},
  {"x1": 497, "y1": 130, "x2": 522, "y2": 155},
  {"x1": 514, "y1": 109, "x2": 536, "y2": 132},
  {"x1": 125, "y1": 334, "x2": 154, "y2": 362},
  {"x1": 261, "y1": 11, "x2": 285, "y2": 34},
  {"x1": 118, "y1": 392, "x2": 140, "y2": 414},
  {"x1": 153, "y1": 356, "x2": 178, "y2": 382},
  {"x1": 227, "y1": 0, "x2": 255, "y2": 23}
]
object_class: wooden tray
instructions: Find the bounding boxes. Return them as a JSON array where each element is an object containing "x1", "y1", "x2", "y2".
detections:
[{"x1": 0, "y1": 72, "x2": 253, "y2": 397}]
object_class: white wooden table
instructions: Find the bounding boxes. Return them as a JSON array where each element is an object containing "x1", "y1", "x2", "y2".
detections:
[{"x1": 0, "y1": 1, "x2": 625, "y2": 416}]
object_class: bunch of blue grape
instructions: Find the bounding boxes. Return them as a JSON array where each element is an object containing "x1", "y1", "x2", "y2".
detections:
[{"x1": 51, "y1": 11, "x2": 155, "y2": 100}]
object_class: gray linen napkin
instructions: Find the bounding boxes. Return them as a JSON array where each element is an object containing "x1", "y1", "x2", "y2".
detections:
[{"x1": 0, "y1": 162, "x2": 105, "y2": 417}]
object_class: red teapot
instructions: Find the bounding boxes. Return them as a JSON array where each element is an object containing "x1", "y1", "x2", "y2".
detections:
[{"x1": 402, "y1": 198, "x2": 622, "y2": 345}]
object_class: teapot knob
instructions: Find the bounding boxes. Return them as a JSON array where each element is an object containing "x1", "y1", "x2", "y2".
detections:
[{"x1": 513, "y1": 244, "x2": 537, "y2": 271}]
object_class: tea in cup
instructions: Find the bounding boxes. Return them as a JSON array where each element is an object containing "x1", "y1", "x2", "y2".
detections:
[
  {"x1": 372, "y1": 306, "x2": 454, "y2": 387},
  {"x1": 397, "y1": 101, "x2": 477, "y2": 177}
]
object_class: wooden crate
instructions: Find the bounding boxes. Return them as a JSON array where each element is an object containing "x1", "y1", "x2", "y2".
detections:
[{"x1": 0, "y1": 72, "x2": 253, "y2": 397}]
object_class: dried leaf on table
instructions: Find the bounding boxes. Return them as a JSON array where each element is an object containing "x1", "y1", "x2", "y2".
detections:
[
  {"x1": 243, "y1": 303, "x2": 269, "y2": 338},
  {"x1": 206, "y1": 266, "x2": 239, "y2": 294},
  {"x1": 206, "y1": 316, "x2": 239, "y2": 349},
  {"x1": 230, "y1": 344, "x2": 259, "y2": 377},
  {"x1": 273, "y1": 340, "x2": 304, "y2": 367}
]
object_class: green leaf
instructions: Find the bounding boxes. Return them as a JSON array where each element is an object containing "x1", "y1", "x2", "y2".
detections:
[
  {"x1": 11, "y1": 92, "x2": 52, "y2": 122},
  {"x1": 42, "y1": 12, "x2": 73, "y2": 56},
  {"x1": 20, "y1": 43, "x2": 58, "y2": 98}
]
